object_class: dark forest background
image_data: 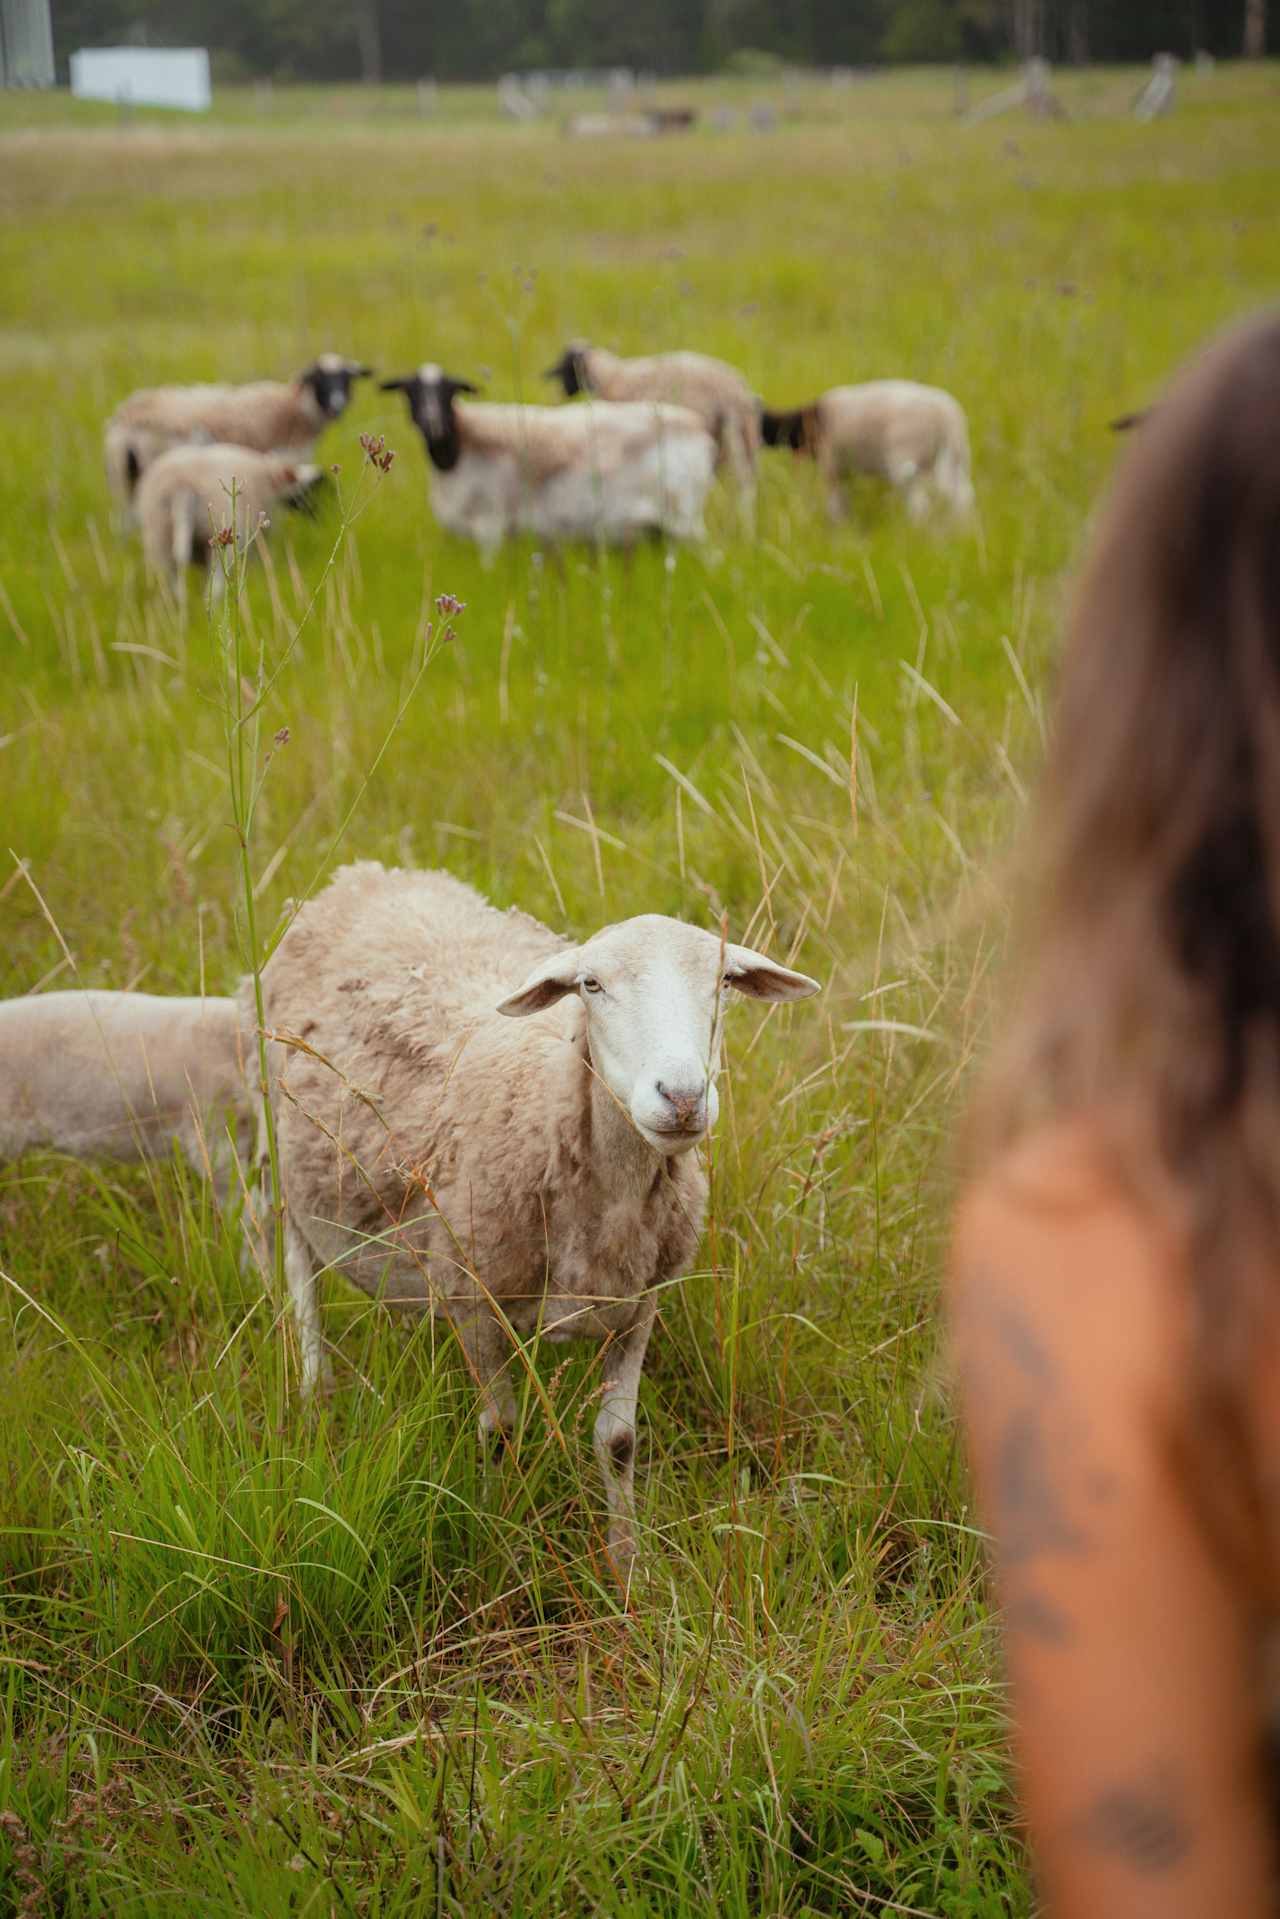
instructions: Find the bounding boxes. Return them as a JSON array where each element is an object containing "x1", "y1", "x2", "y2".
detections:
[{"x1": 50, "y1": 0, "x2": 1273, "y2": 85}]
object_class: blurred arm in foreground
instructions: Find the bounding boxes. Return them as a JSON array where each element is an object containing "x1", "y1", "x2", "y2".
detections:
[{"x1": 950, "y1": 305, "x2": 1280, "y2": 1917}]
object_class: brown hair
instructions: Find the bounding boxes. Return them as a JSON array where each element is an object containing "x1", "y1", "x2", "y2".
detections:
[{"x1": 970, "y1": 308, "x2": 1280, "y2": 1375}]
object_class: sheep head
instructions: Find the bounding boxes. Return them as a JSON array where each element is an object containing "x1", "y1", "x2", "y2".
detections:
[
  {"x1": 496, "y1": 915, "x2": 820, "y2": 1156},
  {"x1": 759, "y1": 405, "x2": 816, "y2": 457},
  {"x1": 543, "y1": 342, "x2": 592, "y2": 398},
  {"x1": 301, "y1": 354, "x2": 375, "y2": 419},
  {"x1": 380, "y1": 365, "x2": 482, "y2": 472}
]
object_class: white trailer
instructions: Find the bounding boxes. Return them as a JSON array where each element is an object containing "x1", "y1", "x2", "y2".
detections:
[{"x1": 70, "y1": 46, "x2": 212, "y2": 111}]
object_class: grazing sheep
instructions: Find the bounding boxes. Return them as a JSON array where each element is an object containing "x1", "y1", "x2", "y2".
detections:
[
  {"x1": 104, "y1": 353, "x2": 371, "y2": 516},
  {"x1": 761, "y1": 380, "x2": 975, "y2": 524},
  {"x1": 544, "y1": 340, "x2": 761, "y2": 512},
  {"x1": 248, "y1": 862, "x2": 821, "y2": 1566},
  {"x1": 0, "y1": 991, "x2": 252, "y2": 1201},
  {"x1": 135, "y1": 444, "x2": 324, "y2": 599},
  {"x1": 380, "y1": 364, "x2": 717, "y2": 558},
  {"x1": 564, "y1": 111, "x2": 657, "y2": 138}
]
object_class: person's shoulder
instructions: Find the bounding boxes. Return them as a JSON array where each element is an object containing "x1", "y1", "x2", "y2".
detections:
[
  {"x1": 956, "y1": 1117, "x2": 1174, "y2": 1262},
  {"x1": 951, "y1": 1119, "x2": 1192, "y2": 1398}
]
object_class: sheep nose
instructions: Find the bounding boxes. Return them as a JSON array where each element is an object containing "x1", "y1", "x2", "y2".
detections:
[{"x1": 655, "y1": 1079, "x2": 706, "y2": 1127}]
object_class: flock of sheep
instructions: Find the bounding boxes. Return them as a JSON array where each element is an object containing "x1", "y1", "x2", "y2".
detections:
[
  {"x1": 102, "y1": 339, "x2": 976, "y2": 588},
  {"x1": 3, "y1": 332, "x2": 973, "y2": 1570}
]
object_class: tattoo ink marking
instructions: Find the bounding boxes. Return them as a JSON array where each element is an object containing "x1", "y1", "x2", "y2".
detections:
[
  {"x1": 1073, "y1": 1778, "x2": 1192, "y2": 1875},
  {"x1": 991, "y1": 1302, "x2": 1057, "y2": 1385},
  {"x1": 996, "y1": 1407, "x2": 1088, "y2": 1568},
  {"x1": 1003, "y1": 1588, "x2": 1075, "y2": 1645}
]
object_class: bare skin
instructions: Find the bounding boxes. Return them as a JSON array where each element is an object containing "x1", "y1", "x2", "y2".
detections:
[{"x1": 950, "y1": 1126, "x2": 1278, "y2": 1916}]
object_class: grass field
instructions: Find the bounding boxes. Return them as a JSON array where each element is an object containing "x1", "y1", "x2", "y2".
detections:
[{"x1": 1, "y1": 62, "x2": 1278, "y2": 1915}]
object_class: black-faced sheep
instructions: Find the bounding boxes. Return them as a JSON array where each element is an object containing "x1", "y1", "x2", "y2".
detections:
[
  {"x1": 104, "y1": 353, "x2": 371, "y2": 516},
  {"x1": 761, "y1": 379, "x2": 975, "y2": 523},
  {"x1": 545, "y1": 340, "x2": 761, "y2": 513},
  {"x1": 380, "y1": 364, "x2": 718, "y2": 558}
]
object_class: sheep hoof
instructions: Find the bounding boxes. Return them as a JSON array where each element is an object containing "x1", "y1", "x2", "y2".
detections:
[{"x1": 478, "y1": 1416, "x2": 515, "y2": 1458}]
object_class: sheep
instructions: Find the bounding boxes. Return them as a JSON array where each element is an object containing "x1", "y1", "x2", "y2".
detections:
[
  {"x1": 544, "y1": 340, "x2": 761, "y2": 514},
  {"x1": 0, "y1": 991, "x2": 252, "y2": 1202},
  {"x1": 760, "y1": 380, "x2": 975, "y2": 524},
  {"x1": 104, "y1": 353, "x2": 371, "y2": 517},
  {"x1": 380, "y1": 365, "x2": 717, "y2": 559},
  {"x1": 247, "y1": 862, "x2": 821, "y2": 1567},
  {"x1": 134, "y1": 443, "x2": 324, "y2": 600}
]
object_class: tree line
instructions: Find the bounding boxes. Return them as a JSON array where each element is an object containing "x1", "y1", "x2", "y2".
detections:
[{"x1": 51, "y1": 0, "x2": 1270, "y2": 85}]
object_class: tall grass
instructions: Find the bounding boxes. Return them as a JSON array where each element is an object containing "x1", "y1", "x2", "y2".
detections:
[{"x1": 1, "y1": 64, "x2": 1278, "y2": 1913}]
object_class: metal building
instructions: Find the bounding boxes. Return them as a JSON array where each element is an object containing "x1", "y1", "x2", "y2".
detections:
[{"x1": 1, "y1": 0, "x2": 55, "y2": 86}]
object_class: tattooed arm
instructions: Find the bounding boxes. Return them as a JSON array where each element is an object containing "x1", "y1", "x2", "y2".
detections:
[{"x1": 950, "y1": 1141, "x2": 1275, "y2": 1916}]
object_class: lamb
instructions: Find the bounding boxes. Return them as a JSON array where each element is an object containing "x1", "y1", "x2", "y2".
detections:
[
  {"x1": 761, "y1": 380, "x2": 976, "y2": 524},
  {"x1": 248, "y1": 862, "x2": 821, "y2": 1567},
  {"x1": 0, "y1": 991, "x2": 252, "y2": 1201},
  {"x1": 104, "y1": 353, "x2": 371, "y2": 516},
  {"x1": 380, "y1": 365, "x2": 717, "y2": 558},
  {"x1": 134, "y1": 443, "x2": 324, "y2": 599},
  {"x1": 544, "y1": 340, "x2": 761, "y2": 512}
]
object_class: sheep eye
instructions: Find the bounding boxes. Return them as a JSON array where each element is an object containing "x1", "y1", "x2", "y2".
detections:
[{"x1": 580, "y1": 976, "x2": 604, "y2": 996}]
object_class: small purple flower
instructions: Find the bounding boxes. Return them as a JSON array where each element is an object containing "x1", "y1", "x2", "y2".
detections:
[{"x1": 359, "y1": 432, "x2": 396, "y2": 473}]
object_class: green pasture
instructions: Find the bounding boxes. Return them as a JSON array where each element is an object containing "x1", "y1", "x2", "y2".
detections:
[{"x1": 1, "y1": 64, "x2": 1277, "y2": 1914}]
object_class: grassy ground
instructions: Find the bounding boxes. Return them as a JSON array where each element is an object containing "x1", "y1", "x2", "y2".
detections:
[{"x1": 1, "y1": 63, "x2": 1278, "y2": 1915}]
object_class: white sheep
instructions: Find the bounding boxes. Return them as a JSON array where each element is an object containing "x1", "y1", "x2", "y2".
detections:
[
  {"x1": 380, "y1": 364, "x2": 717, "y2": 558},
  {"x1": 0, "y1": 991, "x2": 252, "y2": 1201},
  {"x1": 134, "y1": 444, "x2": 323, "y2": 599},
  {"x1": 104, "y1": 353, "x2": 371, "y2": 517},
  {"x1": 761, "y1": 380, "x2": 975, "y2": 523},
  {"x1": 248, "y1": 862, "x2": 821, "y2": 1567},
  {"x1": 545, "y1": 340, "x2": 761, "y2": 514}
]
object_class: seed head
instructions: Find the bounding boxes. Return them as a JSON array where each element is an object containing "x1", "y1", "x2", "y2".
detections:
[{"x1": 359, "y1": 432, "x2": 396, "y2": 474}]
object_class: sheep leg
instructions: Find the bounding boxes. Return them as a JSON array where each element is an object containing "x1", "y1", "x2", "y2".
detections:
[
  {"x1": 206, "y1": 552, "x2": 228, "y2": 608},
  {"x1": 284, "y1": 1215, "x2": 330, "y2": 1397},
  {"x1": 169, "y1": 491, "x2": 198, "y2": 605},
  {"x1": 452, "y1": 1307, "x2": 517, "y2": 1445},
  {"x1": 726, "y1": 422, "x2": 757, "y2": 532},
  {"x1": 593, "y1": 1292, "x2": 658, "y2": 1574},
  {"x1": 903, "y1": 476, "x2": 934, "y2": 524},
  {"x1": 818, "y1": 445, "x2": 847, "y2": 523},
  {"x1": 175, "y1": 1105, "x2": 233, "y2": 1211}
]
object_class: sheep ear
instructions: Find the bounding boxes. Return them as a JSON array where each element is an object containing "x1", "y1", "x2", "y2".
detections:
[
  {"x1": 379, "y1": 376, "x2": 415, "y2": 393},
  {"x1": 723, "y1": 943, "x2": 821, "y2": 1002},
  {"x1": 496, "y1": 949, "x2": 582, "y2": 1017}
]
